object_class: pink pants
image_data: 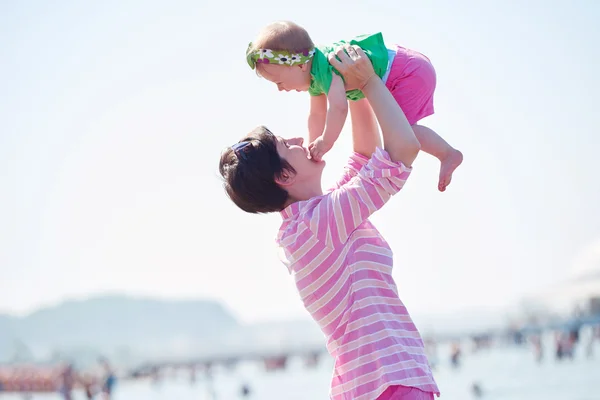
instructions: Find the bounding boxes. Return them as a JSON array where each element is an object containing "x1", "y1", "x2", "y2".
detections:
[
  {"x1": 384, "y1": 45, "x2": 437, "y2": 126},
  {"x1": 376, "y1": 385, "x2": 435, "y2": 400}
]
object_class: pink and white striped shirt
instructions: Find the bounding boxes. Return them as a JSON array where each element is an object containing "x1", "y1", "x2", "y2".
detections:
[{"x1": 276, "y1": 148, "x2": 439, "y2": 400}]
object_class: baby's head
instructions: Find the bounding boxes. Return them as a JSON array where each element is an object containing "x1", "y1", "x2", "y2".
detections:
[{"x1": 246, "y1": 21, "x2": 315, "y2": 92}]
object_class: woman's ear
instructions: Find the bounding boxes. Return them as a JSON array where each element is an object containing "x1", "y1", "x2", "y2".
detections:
[{"x1": 275, "y1": 169, "x2": 296, "y2": 186}]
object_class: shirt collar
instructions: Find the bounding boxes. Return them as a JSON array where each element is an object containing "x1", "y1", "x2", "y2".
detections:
[{"x1": 280, "y1": 201, "x2": 301, "y2": 220}]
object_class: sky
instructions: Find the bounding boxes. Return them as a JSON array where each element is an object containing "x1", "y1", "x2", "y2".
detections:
[{"x1": 1, "y1": 0, "x2": 599, "y2": 324}]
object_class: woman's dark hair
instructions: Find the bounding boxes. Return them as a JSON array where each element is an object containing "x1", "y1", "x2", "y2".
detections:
[{"x1": 219, "y1": 126, "x2": 295, "y2": 214}]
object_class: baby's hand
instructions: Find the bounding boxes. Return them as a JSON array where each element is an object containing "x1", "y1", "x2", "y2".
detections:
[{"x1": 308, "y1": 136, "x2": 333, "y2": 161}]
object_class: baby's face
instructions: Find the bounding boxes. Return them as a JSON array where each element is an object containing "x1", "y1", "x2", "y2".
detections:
[{"x1": 258, "y1": 63, "x2": 311, "y2": 92}]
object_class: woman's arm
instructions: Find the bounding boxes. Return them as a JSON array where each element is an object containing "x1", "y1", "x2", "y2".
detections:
[
  {"x1": 326, "y1": 88, "x2": 382, "y2": 190},
  {"x1": 305, "y1": 46, "x2": 418, "y2": 245},
  {"x1": 348, "y1": 98, "x2": 381, "y2": 158},
  {"x1": 328, "y1": 45, "x2": 421, "y2": 167},
  {"x1": 322, "y1": 98, "x2": 380, "y2": 191}
]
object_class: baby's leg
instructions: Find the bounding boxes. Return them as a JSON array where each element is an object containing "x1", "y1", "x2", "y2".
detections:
[
  {"x1": 412, "y1": 124, "x2": 463, "y2": 192},
  {"x1": 385, "y1": 47, "x2": 462, "y2": 191}
]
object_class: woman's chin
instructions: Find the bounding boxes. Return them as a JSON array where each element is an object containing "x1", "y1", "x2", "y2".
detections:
[{"x1": 311, "y1": 157, "x2": 326, "y2": 167}]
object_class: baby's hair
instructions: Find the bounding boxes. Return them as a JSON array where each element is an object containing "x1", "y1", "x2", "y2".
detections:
[
  {"x1": 248, "y1": 21, "x2": 314, "y2": 75},
  {"x1": 251, "y1": 21, "x2": 314, "y2": 52}
]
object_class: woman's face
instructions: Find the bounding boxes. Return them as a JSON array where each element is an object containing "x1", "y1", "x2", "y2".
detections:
[{"x1": 275, "y1": 135, "x2": 325, "y2": 184}]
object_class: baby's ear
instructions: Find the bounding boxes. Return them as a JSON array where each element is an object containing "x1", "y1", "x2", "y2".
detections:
[{"x1": 300, "y1": 63, "x2": 309, "y2": 72}]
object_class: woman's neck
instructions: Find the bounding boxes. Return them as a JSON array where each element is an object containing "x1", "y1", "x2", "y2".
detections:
[{"x1": 284, "y1": 182, "x2": 324, "y2": 208}]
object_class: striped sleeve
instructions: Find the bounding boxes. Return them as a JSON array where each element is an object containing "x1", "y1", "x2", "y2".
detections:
[
  {"x1": 322, "y1": 147, "x2": 412, "y2": 245},
  {"x1": 328, "y1": 152, "x2": 370, "y2": 191}
]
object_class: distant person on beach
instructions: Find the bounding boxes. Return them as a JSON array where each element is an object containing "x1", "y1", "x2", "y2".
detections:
[
  {"x1": 220, "y1": 45, "x2": 438, "y2": 399},
  {"x1": 531, "y1": 334, "x2": 543, "y2": 362},
  {"x1": 57, "y1": 364, "x2": 75, "y2": 400},
  {"x1": 80, "y1": 373, "x2": 96, "y2": 400},
  {"x1": 450, "y1": 342, "x2": 462, "y2": 368},
  {"x1": 587, "y1": 324, "x2": 600, "y2": 358},
  {"x1": 99, "y1": 358, "x2": 116, "y2": 399},
  {"x1": 246, "y1": 21, "x2": 462, "y2": 191}
]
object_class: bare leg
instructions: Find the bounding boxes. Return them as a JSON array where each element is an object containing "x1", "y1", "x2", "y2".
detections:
[
  {"x1": 348, "y1": 98, "x2": 381, "y2": 158},
  {"x1": 412, "y1": 124, "x2": 463, "y2": 192}
]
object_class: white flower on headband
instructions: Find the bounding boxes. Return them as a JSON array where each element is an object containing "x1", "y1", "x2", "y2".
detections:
[
  {"x1": 259, "y1": 49, "x2": 274, "y2": 58},
  {"x1": 274, "y1": 54, "x2": 292, "y2": 65},
  {"x1": 289, "y1": 54, "x2": 302, "y2": 64}
]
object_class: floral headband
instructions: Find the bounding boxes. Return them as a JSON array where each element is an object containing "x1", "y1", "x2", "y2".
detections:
[{"x1": 246, "y1": 43, "x2": 315, "y2": 69}]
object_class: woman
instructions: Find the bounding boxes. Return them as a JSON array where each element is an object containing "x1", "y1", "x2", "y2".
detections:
[{"x1": 219, "y1": 45, "x2": 439, "y2": 400}]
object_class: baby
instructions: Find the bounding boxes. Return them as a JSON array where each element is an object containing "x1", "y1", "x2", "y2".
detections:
[{"x1": 246, "y1": 21, "x2": 463, "y2": 191}]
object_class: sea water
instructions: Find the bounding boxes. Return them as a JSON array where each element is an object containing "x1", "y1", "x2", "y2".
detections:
[{"x1": 3, "y1": 340, "x2": 599, "y2": 399}]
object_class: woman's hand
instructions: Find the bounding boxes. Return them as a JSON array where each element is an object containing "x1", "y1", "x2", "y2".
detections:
[
  {"x1": 327, "y1": 45, "x2": 377, "y2": 91},
  {"x1": 329, "y1": 45, "x2": 420, "y2": 166}
]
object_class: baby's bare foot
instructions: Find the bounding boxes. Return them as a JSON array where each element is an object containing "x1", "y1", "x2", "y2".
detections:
[{"x1": 438, "y1": 149, "x2": 463, "y2": 192}]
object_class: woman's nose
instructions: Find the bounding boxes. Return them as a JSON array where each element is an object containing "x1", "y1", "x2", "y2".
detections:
[{"x1": 290, "y1": 137, "x2": 304, "y2": 146}]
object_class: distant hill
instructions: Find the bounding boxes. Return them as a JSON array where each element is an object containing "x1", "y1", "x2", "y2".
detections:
[
  {"x1": 0, "y1": 295, "x2": 240, "y2": 364},
  {"x1": 0, "y1": 295, "x2": 516, "y2": 366}
]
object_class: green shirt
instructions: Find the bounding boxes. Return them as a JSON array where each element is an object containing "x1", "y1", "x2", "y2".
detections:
[{"x1": 308, "y1": 32, "x2": 389, "y2": 101}]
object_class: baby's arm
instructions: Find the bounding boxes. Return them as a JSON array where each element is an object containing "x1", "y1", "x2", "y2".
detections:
[
  {"x1": 308, "y1": 95, "x2": 327, "y2": 144},
  {"x1": 308, "y1": 74, "x2": 348, "y2": 161}
]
